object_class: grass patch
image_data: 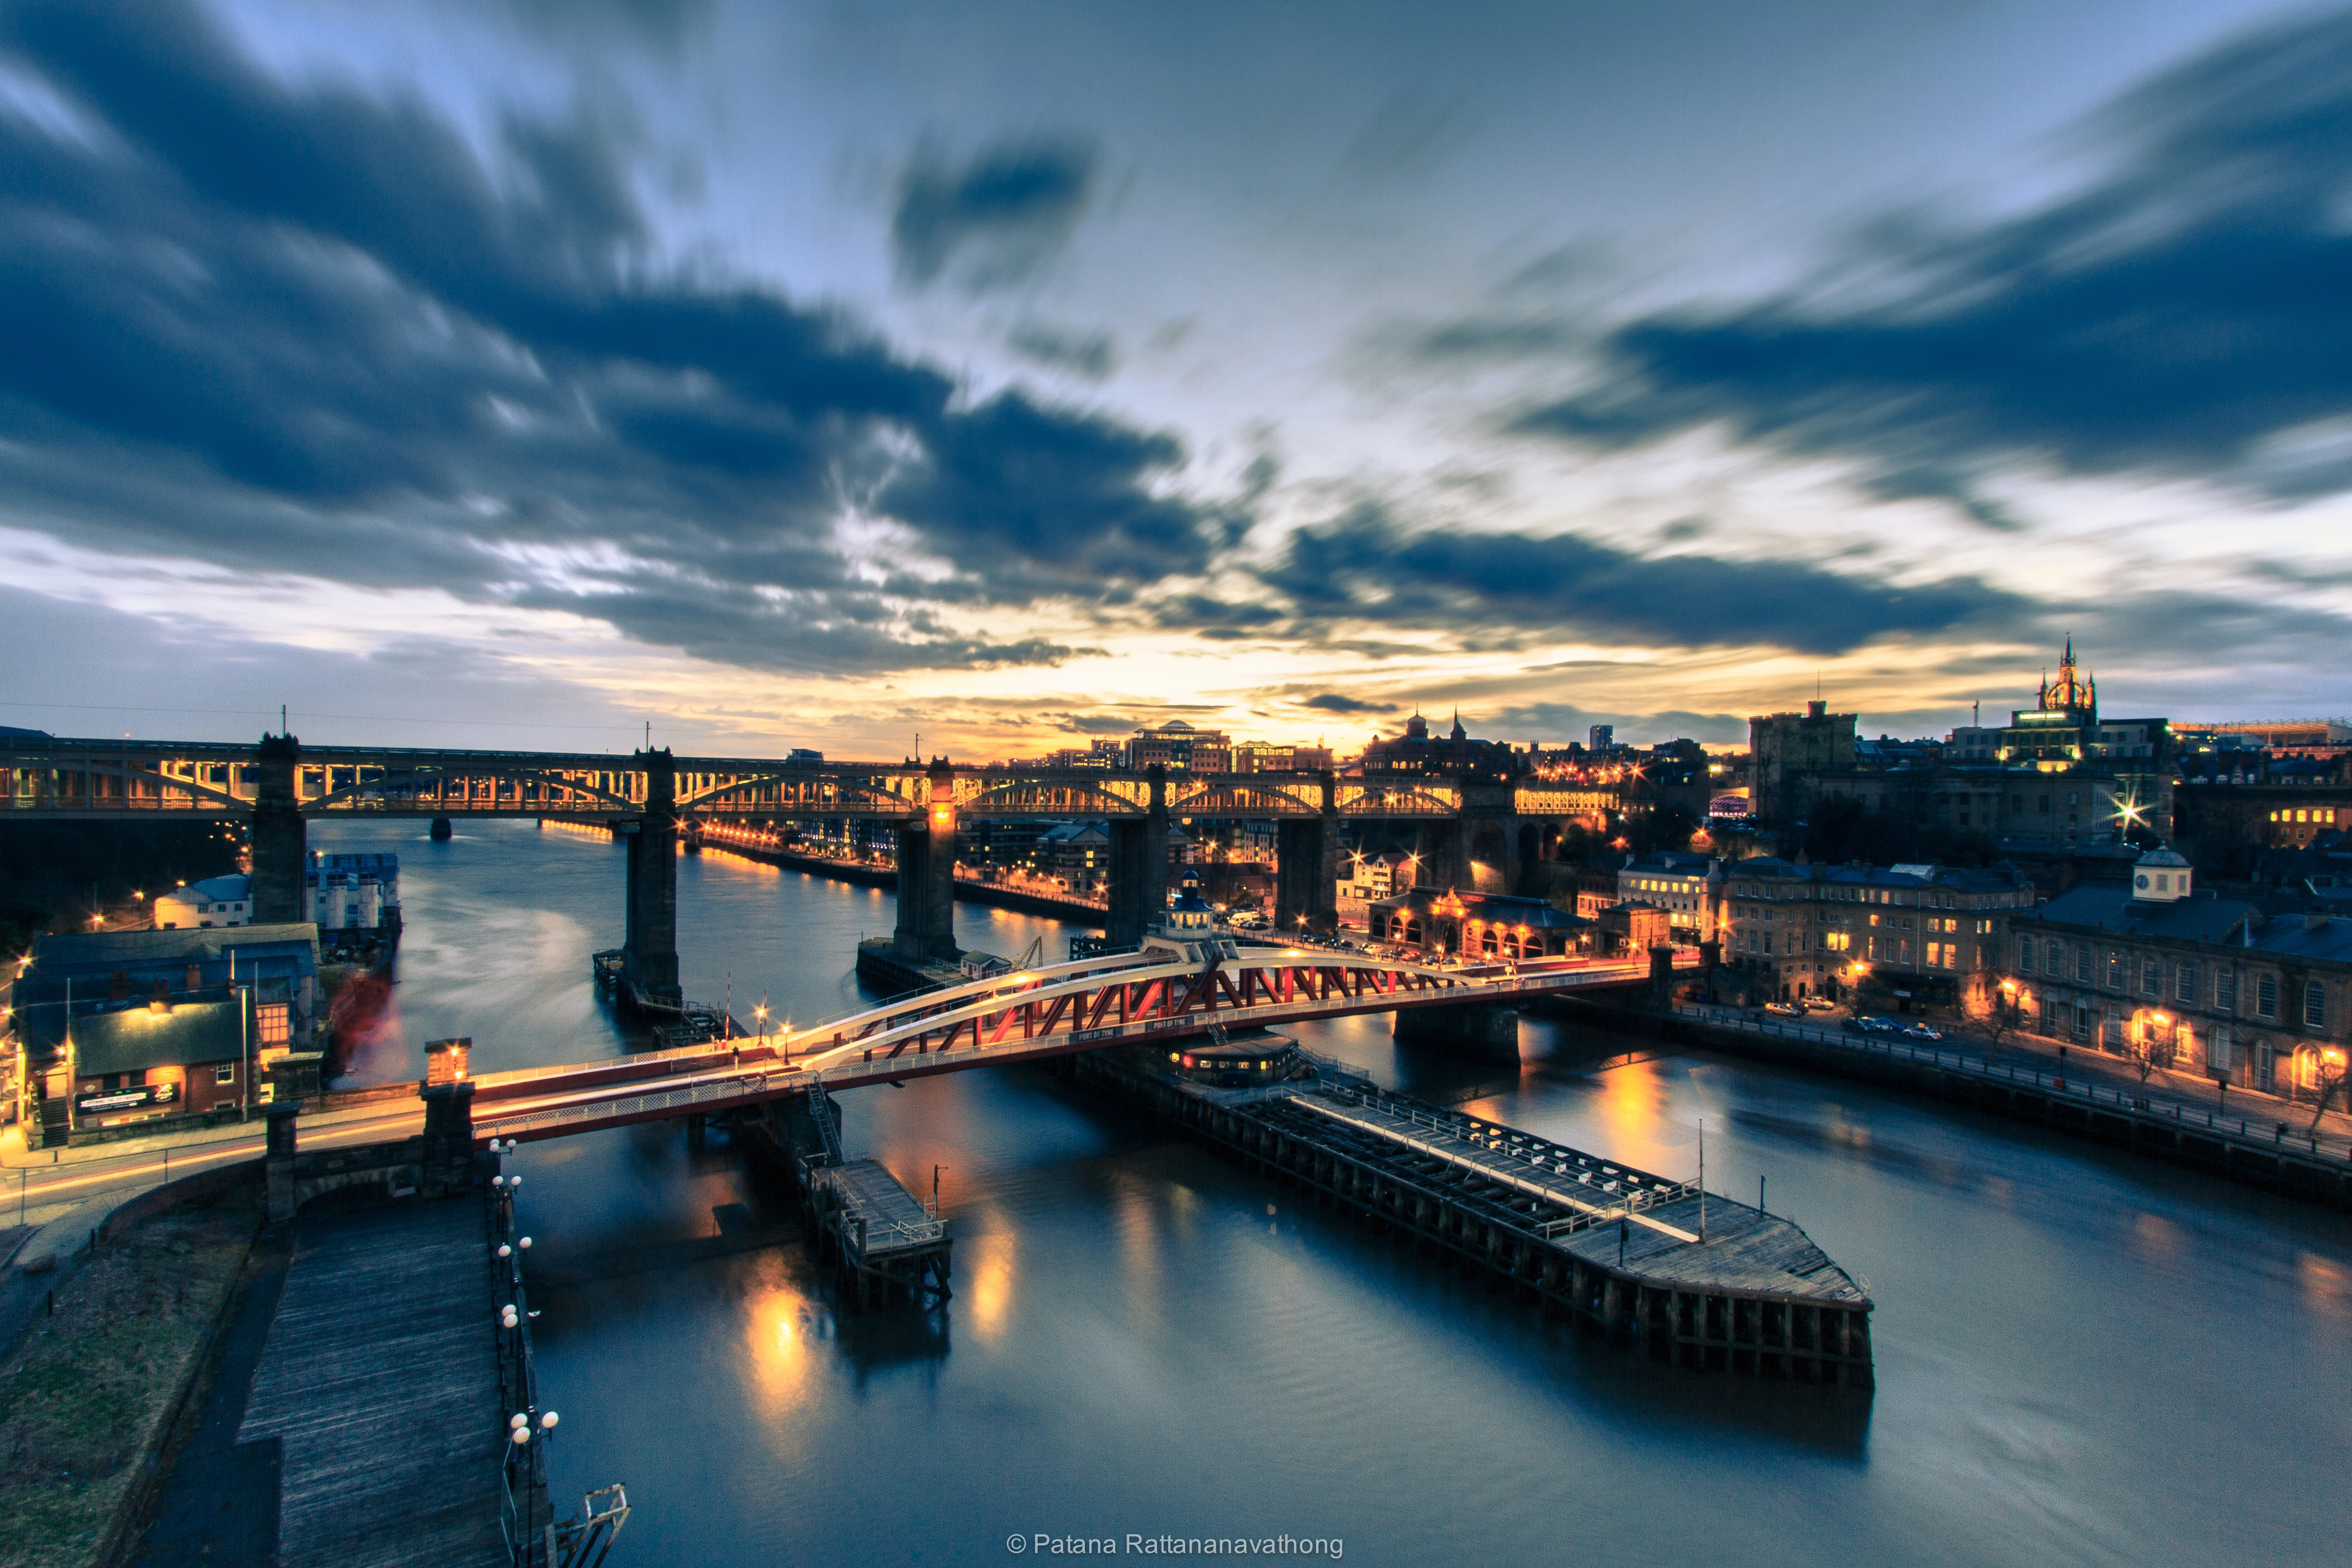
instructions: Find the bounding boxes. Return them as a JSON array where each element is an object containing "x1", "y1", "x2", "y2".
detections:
[{"x1": 0, "y1": 1208, "x2": 253, "y2": 1568}]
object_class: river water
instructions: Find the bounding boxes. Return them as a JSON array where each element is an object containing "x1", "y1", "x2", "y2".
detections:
[{"x1": 314, "y1": 819, "x2": 2352, "y2": 1568}]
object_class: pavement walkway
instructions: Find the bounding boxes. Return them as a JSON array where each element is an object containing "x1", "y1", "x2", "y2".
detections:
[{"x1": 1685, "y1": 1000, "x2": 2352, "y2": 1162}]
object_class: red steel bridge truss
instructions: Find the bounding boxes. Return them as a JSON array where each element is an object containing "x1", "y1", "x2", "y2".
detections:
[{"x1": 466, "y1": 947, "x2": 1690, "y2": 1144}]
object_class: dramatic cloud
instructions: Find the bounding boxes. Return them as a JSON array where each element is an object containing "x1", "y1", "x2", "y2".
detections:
[
  {"x1": 1301, "y1": 693, "x2": 1391, "y2": 714},
  {"x1": 1511, "y1": 9, "x2": 2352, "y2": 519},
  {"x1": 0, "y1": 0, "x2": 1194, "y2": 673},
  {"x1": 1260, "y1": 507, "x2": 2023, "y2": 657},
  {"x1": 890, "y1": 136, "x2": 1098, "y2": 291},
  {"x1": 1008, "y1": 321, "x2": 1118, "y2": 380}
]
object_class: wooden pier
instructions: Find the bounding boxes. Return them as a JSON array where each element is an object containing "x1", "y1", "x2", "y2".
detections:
[
  {"x1": 1069, "y1": 1047, "x2": 1874, "y2": 1387},
  {"x1": 237, "y1": 1199, "x2": 511, "y2": 1567}
]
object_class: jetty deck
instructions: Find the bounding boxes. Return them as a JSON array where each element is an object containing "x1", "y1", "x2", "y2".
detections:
[
  {"x1": 238, "y1": 1200, "x2": 507, "y2": 1568},
  {"x1": 805, "y1": 1156, "x2": 953, "y2": 1308},
  {"x1": 1073, "y1": 1049, "x2": 1874, "y2": 1386}
]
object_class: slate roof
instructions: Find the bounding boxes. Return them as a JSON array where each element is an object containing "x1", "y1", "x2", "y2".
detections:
[
  {"x1": 2020, "y1": 885, "x2": 2260, "y2": 944},
  {"x1": 72, "y1": 999, "x2": 245, "y2": 1077}
]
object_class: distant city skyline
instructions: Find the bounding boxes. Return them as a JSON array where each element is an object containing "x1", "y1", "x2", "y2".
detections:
[{"x1": 3, "y1": 0, "x2": 2350, "y2": 756}]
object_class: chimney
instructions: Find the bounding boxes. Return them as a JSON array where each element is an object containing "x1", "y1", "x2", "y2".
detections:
[{"x1": 1807, "y1": 700, "x2": 1827, "y2": 719}]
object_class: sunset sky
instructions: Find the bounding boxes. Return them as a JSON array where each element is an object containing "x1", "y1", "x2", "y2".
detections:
[{"x1": 4, "y1": 0, "x2": 2349, "y2": 759}]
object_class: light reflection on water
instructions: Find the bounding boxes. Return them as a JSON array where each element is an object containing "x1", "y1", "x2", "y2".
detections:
[{"x1": 312, "y1": 820, "x2": 2352, "y2": 1568}]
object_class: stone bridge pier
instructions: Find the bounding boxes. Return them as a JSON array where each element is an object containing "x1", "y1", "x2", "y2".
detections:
[
  {"x1": 1274, "y1": 769, "x2": 1342, "y2": 937},
  {"x1": 1415, "y1": 780, "x2": 1531, "y2": 895},
  {"x1": 892, "y1": 757, "x2": 960, "y2": 964},
  {"x1": 249, "y1": 732, "x2": 306, "y2": 924},
  {"x1": 622, "y1": 747, "x2": 681, "y2": 1004},
  {"x1": 1105, "y1": 765, "x2": 1170, "y2": 950}
]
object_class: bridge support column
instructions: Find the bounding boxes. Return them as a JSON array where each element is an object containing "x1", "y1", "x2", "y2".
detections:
[
  {"x1": 623, "y1": 749, "x2": 681, "y2": 1004},
  {"x1": 1106, "y1": 765, "x2": 1169, "y2": 950},
  {"x1": 248, "y1": 732, "x2": 306, "y2": 925},
  {"x1": 892, "y1": 759, "x2": 959, "y2": 965},
  {"x1": 420, "y1": 1080, "x2": 478, "y2": 1193},
  {"x1": 1416, "y1": 818, "x2": 1468, "y2": 893},
  {"x1": 1394, "y1": 1004, "x2": 1520, "y2": 1063},
  {"x1": 1459, "y1": 781, "x2": 1524, "y2": 894},
  {"x1": 262, "y1": 1101, "x2": 300, "y2": 1225},
  {"x1": 1649, "y1": 944, "x2": 1676, "y2": 1008}
]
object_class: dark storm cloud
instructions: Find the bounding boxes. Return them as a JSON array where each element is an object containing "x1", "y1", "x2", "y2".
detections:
[
  {"x1": 890, "y1": 136, "x2": 1098, "y2": 291},
  {"x1": 1302, "y1": 693, "x2": 1392, "y2": 714},
  {"x1": 1510, "y1": 9, "x2": 2352, "y2": 519},
  {"x1": 1261, "y1": 507, "x2": 2023, "y2": 656},
  {"x1": 0, "y1": 0, "x2": 1202, "y2": 673}
]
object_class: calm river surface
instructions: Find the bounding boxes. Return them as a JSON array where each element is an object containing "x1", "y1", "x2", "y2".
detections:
[{"x1": 315, "y1": 820, "x2": 2352, "y2": 1568}]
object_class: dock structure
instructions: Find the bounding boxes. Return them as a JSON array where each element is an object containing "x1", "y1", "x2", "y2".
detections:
[
  {"x1": 747, "y1": 1088, "x2": 952, "y2": 1311},
  {"x1": 1070, "y1": 1049, "x2": 1873, "y2": 1387},
  {"x1": 808, "y1": 1159, "x2": 953, "y2": 1309},
  {"x1": 237, "y1": 1200, "x2": 510, "y2": 1567}
]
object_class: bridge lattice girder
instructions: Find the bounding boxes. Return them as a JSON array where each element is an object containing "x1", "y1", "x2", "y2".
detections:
[
  {"x1": 467, "y1": 949, "x2": 1697, "y2": 1144},
  {"x1": 2, "y1": 737, "x2": 1617, "y2": 823}
]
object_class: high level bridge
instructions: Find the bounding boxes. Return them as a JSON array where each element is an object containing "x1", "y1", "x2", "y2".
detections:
[
  {"x1": 1, "y1": 734, "x2": 1615, "y2": 1005},
  {"x1": 458, "y1": 944, "x2": 1697, "y2": 1146}
]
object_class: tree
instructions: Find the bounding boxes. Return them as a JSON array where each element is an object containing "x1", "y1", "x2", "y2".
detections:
[{"x1": 2309, "y1": 1053, "x2": 2348, "y2": 1132}]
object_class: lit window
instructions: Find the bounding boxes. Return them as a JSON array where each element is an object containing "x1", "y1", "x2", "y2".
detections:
[
  {"x1": 215, "y1": 1061, "x2": 235, "y2": 1084},
  {"x1": 257, "y1": 1003, "x2": 291, "y2": 1044}
]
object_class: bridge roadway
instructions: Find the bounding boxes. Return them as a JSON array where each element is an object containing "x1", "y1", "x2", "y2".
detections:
[
  {"x1": 3, "y1": 730, "x2": 1620, "y2": 1005},
  {"x1": 463, "y1": 948, "x2": 1695, "y2": 1145}
]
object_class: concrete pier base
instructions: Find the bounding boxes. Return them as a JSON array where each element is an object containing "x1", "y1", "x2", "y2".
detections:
[{"x1": 1394, "y1": 1003, "x2": 1521, "y2": 1063}]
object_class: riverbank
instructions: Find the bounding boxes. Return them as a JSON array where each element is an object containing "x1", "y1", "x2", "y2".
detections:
[
  {"x1": 0, "y1": 1204, "x2": 254, "y2": 1568},
  {"x1": 702, "y1": 842, "x2": 1111, "y2": 926}
]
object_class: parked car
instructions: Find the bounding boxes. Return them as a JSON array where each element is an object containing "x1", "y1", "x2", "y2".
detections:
[
  {"x1": 1803, "y1": 997, "x2": 1838, "y2": 1012},
  {"x1": 1764, "y1": 1001, "x2": 1804, "y2": 1017},
  {"x1": 1845, "y1": 1015, "x2": 1898, "y2": 1034},
  {"x1": 1901, "y1": 1023, "x2": 1945, "y2": 1041}
]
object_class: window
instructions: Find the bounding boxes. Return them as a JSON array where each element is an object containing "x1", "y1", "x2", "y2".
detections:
[
  {"x1": 2075, "y1": 946, "x2": 2092, "y2": 983},
  {"x1": 2141, "y1": 958, "x2": 2161, "y2": 996},
  {"x1": 2046, "y1": 942, "x2": 2063, "y2": 978},
  {"x1": 2176, "y1": 963, "x2": 2196, "y2": 1004},
  {"x1": 2305, "y1": 982, "x2": 2326, "y2": 1029},
  {"x1": 2218, "y1": 969, "x2": 2237, "y2": 1013},
  {"x1": 256, "y1": 1003, "x2": 291, "y2": 1045},
  {"x1": 2107, "y1": 951, "x2": 2124, "y2": 989},
  {"x1": 2257, "y1": 974, "x2": 2278, "y2": 1020},
  {"x1": 215, "y1": 1061, "x2": 235, "y2": 1084}
]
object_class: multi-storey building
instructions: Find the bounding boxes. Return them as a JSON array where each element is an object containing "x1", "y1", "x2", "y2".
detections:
[
  {"x1": 1129, "y1": 720, "x2": 1232, "y2": 774},
  {"x1": 1722, "y1": 857, "x2": 2035, "y2": 1008},
  {"x1": 1810, "y1": 763, "x2": 2135, "y2": 848},
  {"x1": 1359, "y1": 711, "x2": 1522, "y2": 779},
  {"x1": 1748, "y1": 701, "x2": 1858, "y2": 823},
  {"x1": 1230, "y1": 741, "x2": 1335, "y2": 774},
  {"x1": 1614, "y1": 851, "x2": 1724, "y2": 941},
  {"x1": 2004, "y1": 846, "x2": 2352, "y2": 1098}
]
